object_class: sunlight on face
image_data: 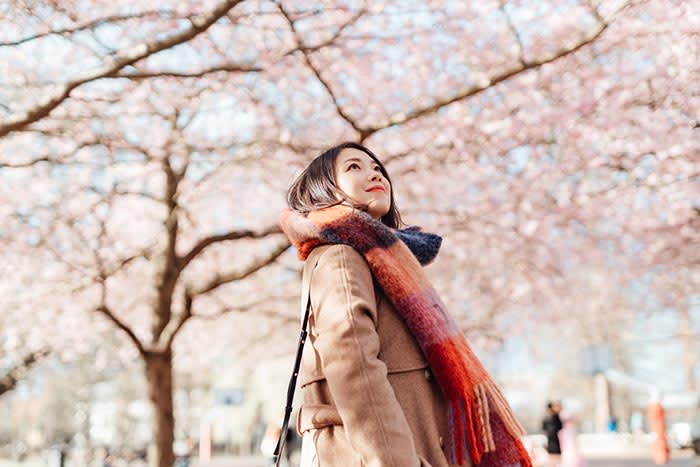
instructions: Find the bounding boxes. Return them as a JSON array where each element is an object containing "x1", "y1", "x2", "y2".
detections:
[{"x1": 334, "y1": 148, "x2": 392, "y2": 219}]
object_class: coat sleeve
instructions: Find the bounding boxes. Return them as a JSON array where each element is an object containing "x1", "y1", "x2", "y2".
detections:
[{"x1": 309, "y1": 244, "x2": 425, "y2": 467}]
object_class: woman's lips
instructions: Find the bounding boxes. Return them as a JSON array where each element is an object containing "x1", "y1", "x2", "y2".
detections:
[{"x1": 367, "y1": 187, "x2": 385, "y2": 192}]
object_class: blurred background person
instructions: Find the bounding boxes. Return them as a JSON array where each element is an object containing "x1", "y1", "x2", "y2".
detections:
[
  {"x1": 559, "y1": 406, "x2": 586, "y2": 467},
  {"x1": 542, "y1": 401, "x2": 563, "y2": 467}
]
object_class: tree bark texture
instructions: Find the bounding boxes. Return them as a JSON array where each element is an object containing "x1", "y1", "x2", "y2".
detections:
[{"x1": 145, "y1": 350, "x2": 175, "y2": 467}]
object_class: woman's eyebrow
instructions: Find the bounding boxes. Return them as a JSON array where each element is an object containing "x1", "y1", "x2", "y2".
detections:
[{"x1": 343, "y1": 157, "x2": 364, "y2": 164}]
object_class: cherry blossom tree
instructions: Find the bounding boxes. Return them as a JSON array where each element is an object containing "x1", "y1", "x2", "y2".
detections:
[
  {"x1": 0, "y1": 350, "x2": 49, "y2": 397},
  {"x1": 1, "y1": 0, "x2": 698, "y2": 465}
]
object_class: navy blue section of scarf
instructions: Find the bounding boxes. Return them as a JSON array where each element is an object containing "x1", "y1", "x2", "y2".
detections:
[
  {"x1": 397, "y1": 226, "x2": 442, "y2": 265},
  {"x1": 319, "y1": 212, "x2": 442, "y2": 265}
]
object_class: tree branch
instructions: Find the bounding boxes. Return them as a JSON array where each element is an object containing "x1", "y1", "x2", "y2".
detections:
[
  {"x1": 0, "y1": 156, "x2": 51, "y2": 168},
  {"x1": 279, "y1": 7, "x2": 365, "y2": 58},
  {"x1": 207, "y1": 307, "x2": 299, "y2": 324},
  {"x1": 90, "y1": 224, "x2": 148, "y2": 355},
  {"x1": 96, "y1": 303, "x2": 147, "y2": 356},
  {"x1": 0, "y1": 349, "x2": 50, "y2": 397},
  {"x1": 191, "y1": 237, "x2": 291, "y2": 296},
  {"x1": 116, "y1": 63, "x2": 263, "y2": 79},
  {"x1": 178, "y1": 224, "x2": 284, "y2": 271},
  {"x1": 152, "y1": 157, "x2": 181, "y2": 341},
  {"x1": 361, "y1": 14, "x2": 612, "y2": 138},
  {"x1": 0, "y1": 10, "x2": 180, "y2": 47},
  {"x1": 193, "y1": 304, "x2": 298, "y2": 326},
  {"x1": 192, "y1": 294, "x2": 296, "y2": 320},
  {"x1": 499, "y1": 0, "x2": 526, "y2": 66},
  {"x1": 0, "y1": 0, "x2": 244, "y2": 138},
  {"x1": 160, "y1": 289, "x2": 193, "y2": 351},
  {"x1": 276, "y1": 1, "x2": 367, "y2": 136}
]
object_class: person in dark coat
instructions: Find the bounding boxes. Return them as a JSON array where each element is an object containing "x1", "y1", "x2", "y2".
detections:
[
  {"x1": 542, "y1": 401, "x2": 563, "y2": 466},
  {"x1": 690, "y1": 399, "x2": 700, "y2": 467}
]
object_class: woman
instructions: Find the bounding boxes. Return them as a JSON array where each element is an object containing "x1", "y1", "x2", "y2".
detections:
[{"x1": 280, "y1": 142, "x2": 532, "y2": 467}]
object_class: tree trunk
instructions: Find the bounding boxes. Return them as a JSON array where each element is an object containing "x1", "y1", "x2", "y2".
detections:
[{"x1": 145, "y1": 350, "x2": 175, "y2": 467}]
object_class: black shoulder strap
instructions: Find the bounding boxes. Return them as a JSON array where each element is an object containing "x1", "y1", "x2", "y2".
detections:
[
  {"x1": 273, "y1": 255, "x2": 317, "y2": 466},
  {"x1": 272, "y1": 299, "x2": 311, "y2": 466}
]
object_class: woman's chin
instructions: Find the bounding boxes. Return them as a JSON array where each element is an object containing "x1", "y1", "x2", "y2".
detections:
[{"x1": 367, "y1": 206, "x2": 390, "y2": 219}]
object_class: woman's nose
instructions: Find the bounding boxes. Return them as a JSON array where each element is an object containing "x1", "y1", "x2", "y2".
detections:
[{"x1": 369, "y1": 172, "x2": 382, "y2": 182}]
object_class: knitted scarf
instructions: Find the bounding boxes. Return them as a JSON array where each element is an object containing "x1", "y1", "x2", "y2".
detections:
[{"x1": 280, "y1": 205, "x2": 532, "y2": 467}]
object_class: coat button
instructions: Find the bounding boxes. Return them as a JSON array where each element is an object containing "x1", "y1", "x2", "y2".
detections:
[{"x1": 424, "y1": 369, "x2": 432, "y2": 381}]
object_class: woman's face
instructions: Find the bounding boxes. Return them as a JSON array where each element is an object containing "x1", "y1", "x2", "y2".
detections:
[{"x1": 334, "y1": 148, "x2": 392, "y2": 219}]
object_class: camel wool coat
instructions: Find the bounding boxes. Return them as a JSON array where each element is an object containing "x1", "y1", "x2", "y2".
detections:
[{"x1": 296, "y1": 244, "x2": 472, "y2": 467}]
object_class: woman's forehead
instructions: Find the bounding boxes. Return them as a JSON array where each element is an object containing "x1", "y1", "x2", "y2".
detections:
[{"x1": 337, "y1": 148, "x2": 374, "y2": 163}]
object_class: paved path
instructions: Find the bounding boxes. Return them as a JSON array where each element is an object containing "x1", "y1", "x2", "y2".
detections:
[
  {"x1": 2, "y1": 453, "x2": 696, "y2": 467},
  {"x1": 191, "y1": 454, "x2": 698, "y2": 467},
  {"x1": 589, "y1": 459, "x2": 694, "y2": 467}
]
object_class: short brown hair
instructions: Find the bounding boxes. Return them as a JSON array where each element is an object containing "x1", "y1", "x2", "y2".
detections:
[{"x1": 286, "y1": 142, "x2": 403, "y2": 228}]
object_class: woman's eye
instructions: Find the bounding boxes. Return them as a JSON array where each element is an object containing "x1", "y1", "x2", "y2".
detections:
[
  {"x1": 373, "y1": 165, "x2": 381, "y2": 172},
  {"x1": 348, "y1": 163, "x2": 360, "y2": 170}
]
